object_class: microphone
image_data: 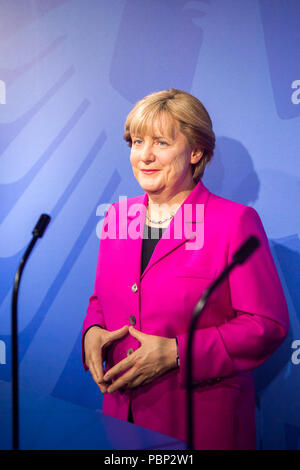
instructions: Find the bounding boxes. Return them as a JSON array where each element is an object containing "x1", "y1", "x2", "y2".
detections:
[
  {"x1": 233, "y1": 235, "x2": 260, "y2": 265},
  {"x1": 11, "y1": 214, "x2": 51, "y2": 450},
  {"x1": 32, "y1": 213, "x2": 51, "y2": 238},
  {"x1": 186, "y1": 235, "x2": 260, "y2": 450}
]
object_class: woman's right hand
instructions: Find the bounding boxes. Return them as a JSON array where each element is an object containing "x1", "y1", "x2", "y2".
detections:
[{"x1": 84, "y1": 325, "x2": 129, "y2": 393}]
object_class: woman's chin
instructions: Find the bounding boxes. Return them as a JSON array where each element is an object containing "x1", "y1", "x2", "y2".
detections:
[{"x1": 137, "y1": 178, "x2": 163, "y2": 193}]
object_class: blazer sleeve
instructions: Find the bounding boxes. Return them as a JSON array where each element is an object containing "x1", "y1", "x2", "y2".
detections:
[
  {"x1": 176, "y1": 206, "x2": 289, "y2": 387},
  {"x1": 81, "y1": 205, "x2": 114, "y2": 371}
]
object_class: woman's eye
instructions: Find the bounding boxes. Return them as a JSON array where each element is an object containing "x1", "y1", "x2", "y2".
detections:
[
  {"x1": 158, "y1": 141, "x2": 168, "y2": 146},
  {"x1": 133, "y1": 139, "x2": 143, "y2": 145}
]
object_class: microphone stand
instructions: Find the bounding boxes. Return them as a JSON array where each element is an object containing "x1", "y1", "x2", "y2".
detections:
[
  {"x1": 11, "y1": 214, "x2": 51, "y2": 450},
  {"x1": 186, "y1": 235, "x2": 260, "y2": 450}
]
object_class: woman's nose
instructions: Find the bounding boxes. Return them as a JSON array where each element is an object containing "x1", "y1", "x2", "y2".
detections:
[{"x1": 140, "y1": 143, "x2": 155, "y2": 161}]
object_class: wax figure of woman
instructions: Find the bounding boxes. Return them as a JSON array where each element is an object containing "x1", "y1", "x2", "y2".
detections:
[{"x1": 82, "y1": 89, "x2": 289, "y2": 450}]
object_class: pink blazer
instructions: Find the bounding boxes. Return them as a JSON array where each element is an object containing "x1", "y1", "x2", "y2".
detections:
[{"x1": 82, "y1": 181, "x2": 289, "y2": 450}]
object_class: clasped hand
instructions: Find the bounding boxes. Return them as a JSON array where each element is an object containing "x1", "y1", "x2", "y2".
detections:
[
  {"x1": 84, "y1": 324, "x2": 177, "y2": 394},
  {"x1": 103, "y1": 326, "x2": 177, "y2": 393}
]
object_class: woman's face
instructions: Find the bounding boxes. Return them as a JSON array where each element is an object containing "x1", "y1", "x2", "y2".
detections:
[{"x1": 130, "y1": 119, "x2": 199, "y2": 198}]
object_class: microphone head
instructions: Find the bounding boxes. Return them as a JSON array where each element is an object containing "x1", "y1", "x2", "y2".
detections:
[
  {"x1": 233, "y1": 235, "x2": 260, "y2": 265},
  {"x1": 32, "y1": 214, "x2": 51, "y2": 238}
]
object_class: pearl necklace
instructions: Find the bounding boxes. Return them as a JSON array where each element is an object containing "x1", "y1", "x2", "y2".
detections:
[{"x1": 146, "y1": 203, "x2": 175, "y2": 225}]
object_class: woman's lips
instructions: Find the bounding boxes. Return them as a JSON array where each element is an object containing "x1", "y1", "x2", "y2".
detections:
[{"x1": 141, "y1": 169, "x2": 159, "y2": 174}]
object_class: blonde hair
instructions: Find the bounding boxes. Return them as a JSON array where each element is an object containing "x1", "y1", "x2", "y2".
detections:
[{"x1": 123, "y1": 88, "x2": 215, "y2": 182}]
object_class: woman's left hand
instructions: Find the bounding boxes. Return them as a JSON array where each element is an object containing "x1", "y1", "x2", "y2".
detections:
[{"x1": 102, "y1": 326, "x2": 178, "y2": 392}]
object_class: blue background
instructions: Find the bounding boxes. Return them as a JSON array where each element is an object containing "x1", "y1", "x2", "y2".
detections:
[{"x1": 0, "y1": 0, "x2": 299, "y2": 449}]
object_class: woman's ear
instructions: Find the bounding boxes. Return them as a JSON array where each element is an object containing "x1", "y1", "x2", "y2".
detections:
[{"x1": 190, "y1": 149, "x2": 204, "y2": 164}]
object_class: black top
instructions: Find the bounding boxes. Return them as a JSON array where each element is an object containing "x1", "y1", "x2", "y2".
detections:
[
  {"x1": 128, "y1": 222, "x2": 166, "y2": 423},
  {"x1": 141, "y1": 223, "x2": 166, "y2": 274}
]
